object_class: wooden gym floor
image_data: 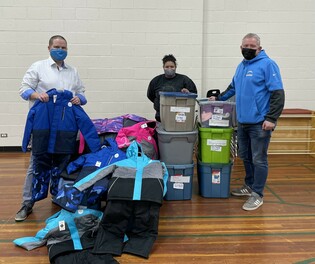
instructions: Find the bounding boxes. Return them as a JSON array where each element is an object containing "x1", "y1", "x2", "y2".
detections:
[{"x1": 1, "y1": 152, "x2": 315, "y2": 264}]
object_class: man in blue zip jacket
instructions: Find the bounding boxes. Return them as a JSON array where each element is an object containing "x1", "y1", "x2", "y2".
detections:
[{"x1": 209, "y1": 33, "x2": 285, "y2": 211}]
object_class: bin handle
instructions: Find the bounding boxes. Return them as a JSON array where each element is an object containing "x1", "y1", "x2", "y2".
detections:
[{"x1": 167, "y1": 164, "x2": 194, "y2": 170}]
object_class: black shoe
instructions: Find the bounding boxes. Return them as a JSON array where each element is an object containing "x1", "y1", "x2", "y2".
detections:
[{"x1": 15, "y1": 205, "x2": 33, "y2": 222}]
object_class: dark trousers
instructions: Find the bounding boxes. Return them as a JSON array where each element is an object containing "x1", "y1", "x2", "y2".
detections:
[
  {"x1": 52, "y1": 250, "x2": 118, "y2": 264},
  {"x1": 32, "y1": 153, "x2": 71, "y2": 202},
  {"x1": 93, "y1": 200, "x2": 161, "y2": 258}
]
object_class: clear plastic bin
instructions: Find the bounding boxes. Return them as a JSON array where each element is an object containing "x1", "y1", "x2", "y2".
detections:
[{"x1": 197, "y1": 99, "x2": 236, "y2": 128}]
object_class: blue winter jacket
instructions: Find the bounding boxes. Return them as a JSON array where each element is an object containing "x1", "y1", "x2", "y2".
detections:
[
  {"x1": 55, "y1": 141, "x2": 169, "y2": 212},
  {"x1": 53, "y1": 138, "x2": 127, "y2": 211},
  {"x1": 22, "y1": 89, "x2": 101, "y2": 154},
  {"x1": 220, "y1": 50, "x2": 284, "y2": 124}
]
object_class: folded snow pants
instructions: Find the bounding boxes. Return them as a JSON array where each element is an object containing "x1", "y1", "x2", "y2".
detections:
[
  {"x1": 92, "y1": 200, "x2": 161, "y2": 258},
  {"x1": 52, "y1": 250, "x2": 119, "y2": 264}
]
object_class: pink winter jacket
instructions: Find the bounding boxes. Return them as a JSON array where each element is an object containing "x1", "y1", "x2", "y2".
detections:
[{"x1": 115, "y1": 120, "x2": 158, "y2": 160}]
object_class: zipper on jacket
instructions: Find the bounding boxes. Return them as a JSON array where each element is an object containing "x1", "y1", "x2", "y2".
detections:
[
  {"x1": 61, "y1": 107, "x2": 65, "y2": 120},
  {"x1": 107, "y1": 156, "x2": 113, "y2": 166},
  {"x1": 107, "y1": 177, "x2": 119, "y2": 195},
  {"x1": 157, "y1": 178, "x2": 164, "y2": 193}
]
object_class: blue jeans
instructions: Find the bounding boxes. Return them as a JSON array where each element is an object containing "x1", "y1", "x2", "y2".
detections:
[{"x1": 237, "y1": 122, "x2": 272, "y2": 197}]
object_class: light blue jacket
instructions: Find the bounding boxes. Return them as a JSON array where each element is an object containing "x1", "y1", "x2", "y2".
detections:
[
  {"x1": 220, "y1": 50, "x2": 284, "y2": 124},
  {"x1": 13, "y1": 209, "x2": 103, "y2": 251}
]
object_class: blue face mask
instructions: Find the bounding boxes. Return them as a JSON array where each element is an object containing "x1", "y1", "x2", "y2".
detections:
[{"x1": 50, "y1": 49, "x2": 67, "y2": 61}]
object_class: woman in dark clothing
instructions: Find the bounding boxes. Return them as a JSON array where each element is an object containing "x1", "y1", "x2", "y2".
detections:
[{"x1": 147, "y1": 54, "x2": 197, "y2": 122}]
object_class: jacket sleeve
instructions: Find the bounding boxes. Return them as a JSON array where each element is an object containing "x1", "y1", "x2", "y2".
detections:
[
  {"x1": 67, "y1": 155, "x2": 87, "y2": 174},
  {"x1": 13, "y1": 211, "x2": 61, "y2": 250},
  {"x1": 21, "y1": 108, "x2": 36, "y2": 152},
  {"x1": 217, "y1": 83, "x2": 235, "y2": 101},
  {"x1": 115, "y1": 127, "x2": 131, "y2": 148},
  {"x1": 147, "y1": 77, "x2": 157, "y2": 103},
  {"x1": 161, "y1": 162, "x2": 169, "y2": 196},
  {"x1": 265, "y1": 89, "x2": 285, "y2": 123},
  {"x1": 183, "y1": 75, "x2": 198, "y2": 94},
  {"x1": 74, "y1": 164, "x2": 116, "y2": 192},
  {"x1": 73, "y1": 106, "x2": 101, "y2": 153}
]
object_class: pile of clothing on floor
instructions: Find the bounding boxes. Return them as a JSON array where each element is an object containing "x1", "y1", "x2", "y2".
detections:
[{"x1": 14, "y1": 101, "x2": 169, "y2": 264}]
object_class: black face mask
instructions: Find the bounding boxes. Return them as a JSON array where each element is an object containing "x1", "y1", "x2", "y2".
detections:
[{"x1": 242, "y1": 48, "x2": 257, "y2": 60}]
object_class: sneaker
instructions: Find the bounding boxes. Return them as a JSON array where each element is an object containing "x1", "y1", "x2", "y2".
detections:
[
  {"x1": 242, "y1": 192, "x2": 263, "y2": 211},
  {"x1": 15, "y1": 205, "x2": 33, "y2": 222},
  {"x1": 231, "y1": 184, "x2": 252, "y2": 196}
]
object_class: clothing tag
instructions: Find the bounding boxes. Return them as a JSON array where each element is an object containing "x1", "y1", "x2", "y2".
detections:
[
  {"x1": 141, "y1": 123, "x2": 148, "y2": 129},
  {"x1": 95, "y1": 161, "x2": 102, "y2": 167},
  {"x1": 59, "y1": 220, "x2": 66, "y2": 231}
]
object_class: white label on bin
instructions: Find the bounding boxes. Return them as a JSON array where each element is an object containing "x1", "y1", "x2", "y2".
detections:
[
  {"x1": 207, "y1": 139, "x2": 227, "y2": 146},
  {"x1": 212, "y1": 114, "x2": 223, "y2": 120},
  {"x1": 173, "y1": 182, "x2": 184, "y2": 189},
  {"x1": 211, "y1": 145, "x2": 222, "y2": 152},
  {"x1": 208, "y1": 119, "x2": 229, "y2": 127},
  {"x1": 213, "y1": 107, "x2": 224, "y2": 114},
  {"x1": 212, "y1": 170, "x2": 221, "y2": 184},
  {"x1": 170, "y1": 106, "x2": 190, "y2": 113},
  {"x1": 170, "y1": 175, "x2": 191, "y2": 183},
  {"x1": 175, "y1": 112, "x2": 186, "y2": 123}
]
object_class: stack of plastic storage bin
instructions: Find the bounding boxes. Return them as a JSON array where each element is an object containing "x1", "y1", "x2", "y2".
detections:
[
  {"x1": 156, "y1": 92, "x2": 198, "y2": 200},
  {"x1": 196, "y1": 99, "x2": 236, "y2": 198}
]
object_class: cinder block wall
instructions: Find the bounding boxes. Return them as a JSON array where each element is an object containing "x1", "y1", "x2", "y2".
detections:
[{"x1": 0, "y1": 0, "x2": 314, "y2": 146}]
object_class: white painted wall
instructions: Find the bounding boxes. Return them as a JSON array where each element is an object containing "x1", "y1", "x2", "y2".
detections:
[{"x1": 0, "y1": 0, "x2": 314, "y2": 146}]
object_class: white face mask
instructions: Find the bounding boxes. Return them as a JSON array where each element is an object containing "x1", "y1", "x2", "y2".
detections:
[{"x1": 164, "y1": 68, "x2": 176, "y2": 78}]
